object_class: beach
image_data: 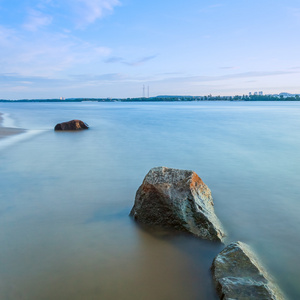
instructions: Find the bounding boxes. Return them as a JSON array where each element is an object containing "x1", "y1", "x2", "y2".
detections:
[{"x1": 0, "y1": 112, "x2": 25, "y2": 138}]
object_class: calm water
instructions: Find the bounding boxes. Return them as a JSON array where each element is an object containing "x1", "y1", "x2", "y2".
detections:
[{"x1": 0, "y1": 101, "x2": 299, "y2": 300}]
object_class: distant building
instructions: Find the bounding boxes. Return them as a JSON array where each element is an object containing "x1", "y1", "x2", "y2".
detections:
[
  {"x1": 259, "y1": 91, "x2": 263, "y2": 96},
  {"x1": 249, "y1": 92, "x2": 252, "y2": 96},
  {"x1": 60, "y1": 97, "x2": 65, "y2": 100},
  {"x1": 254, "y1": 92, "x2": 258, "y2": 96}
]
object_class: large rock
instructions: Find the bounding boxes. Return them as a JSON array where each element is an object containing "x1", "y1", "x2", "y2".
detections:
[
  {"x1": 211, "y1": 241, "x2": 285, "y2": 300},
  {"x1": 130, "y1": 167, "x2": 225, "y2": 242},
  {"x1": 54, "y1": 120, "x2": 89, "y2": 130}
]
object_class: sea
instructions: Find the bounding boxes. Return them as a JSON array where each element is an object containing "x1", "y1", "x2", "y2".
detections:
[{"x1": 0, "y1": 101, "x2": 299, "y2": 300}]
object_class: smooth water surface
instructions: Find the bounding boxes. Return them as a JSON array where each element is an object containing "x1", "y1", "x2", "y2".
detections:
[{"x1": 0, "y1": 101, "x2": 299, "y2": 299}]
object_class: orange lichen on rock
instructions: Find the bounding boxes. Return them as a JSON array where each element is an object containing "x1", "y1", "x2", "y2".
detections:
[
  {"x1": 130, "y1": 167, "x2": 225, "y2": 241},
  {"x1": 190, "y1": 172, "x2": 204, "y2": 189}
]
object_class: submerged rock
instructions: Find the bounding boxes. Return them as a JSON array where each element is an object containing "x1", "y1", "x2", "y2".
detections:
[
  {"x1": 129, "y1": 166, "x2": 225, "y2": 242},
  {"x1": 211, "y1": 241, "x2": 285, "y2": 300},
  {"x1": 54, "y1": 120, "x2": 89, "y2": 130}
]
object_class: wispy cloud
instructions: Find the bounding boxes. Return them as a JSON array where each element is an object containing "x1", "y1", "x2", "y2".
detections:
[
  {"x1": 23, "y1": 9, "x2": 53, "y2": 31},
  {"x1": 22, "y1": 0, "x2": 121, "y2": 30},
  {"x1": 1, "y1": 67, "x2": 297, "y2": 88},
  {"x1": 0, "y1": 73, "x2": 62, "y2": 84},
  {"x1": 158, "y1": 70, "x2": 300, "y2": 84},
  {"x1": 36, "y1": 0, "x2": 55, "y2": 10},
  {"x1": 0, "y1": 72, "x2": 132, "y2": 96},
  {"x1": 104, "y1": 56, "x2": 123, "y2": 63},
  {"x1": 208, "y1": 4, "x2": 223, "y2": 9},
  {"x1": 74, "y1": 0, "x2": 121, "y2": 27},
  {"x1": 0, "y1": 26, "x2": 18, "y2": 46},
  {"x1": 219, "y1": 66, "x2": 238, "y2": 70},
  {"x1": 0, "y1": 24, "x2": 111, "y2": 77},
  {"x1": 287, "y1": 7, "x2": 300, "y2": 19},
  {"x1": 104, "y1": 54, "x2": 157, "y2": 66},
  {"x1": 215, "y1": 70, "x2": 299, "y2": 80},
  {"x1": 123, "y1": 55, "x2": 157, "y2": 66},
  {"x1": 70, "y1": 73, "x2": 126, "y2": 81},
  {"x1": 199, "y1": 3, "x2": 224, "y2": 13},
  {"x1": 2, "y1": 68, "x2": 299, "y2": 99}
]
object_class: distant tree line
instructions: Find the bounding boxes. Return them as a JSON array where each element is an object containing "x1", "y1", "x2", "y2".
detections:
[{"x1": 1, "y1": 94, "x2": 300, "y2": 102}]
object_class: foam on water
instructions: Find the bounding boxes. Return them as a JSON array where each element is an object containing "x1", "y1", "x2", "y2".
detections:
[
  {"x1": 1, "y1": 112, "x2": 17, "y2": 128},
  {"x1": 0, "y1": 111, "x2": 46, "y2": 150},
  {"x1": 0, "y1": 129, "x2": 45, "y2": 150}
]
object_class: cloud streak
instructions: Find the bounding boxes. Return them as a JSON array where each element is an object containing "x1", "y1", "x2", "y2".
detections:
[
  {"x1": 23, "y1": 9, "x2": 53, "y2": 31},
  {"x1": 70, "y1": 73, "x2": 127, "y2": 81},
  {"x1": 104, "y1": 56, "x2": 123, "y2": 63},
  {"x1": 156, "y1": 70, "x2": 300, "y2": 84},
  {"x1": 199, "y1": 3, "x2": 224, "y2": 13},
  {"x1": 104, "y1": 54, "x2": 157, "y2": 66},
  {"x1": 0, "y1": 24, "x2": 111, "y2": 77},
  {"x1": 74, "y1": 0, "x2": 121, "y2": 27},
  {"x1": 21, "y1": 0, "x2": 121, "y2": 30},
  {"x1": 123, "y1": 55, "x2": 157, "y2": 66},
  {"x1": 1, "y1": 70, "x2": 297, "y2": 88},
  {"x1": 1, "y1": 68, "x2": 299, "y2": 99}
]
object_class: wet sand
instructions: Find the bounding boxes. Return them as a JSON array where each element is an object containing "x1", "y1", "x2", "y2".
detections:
[{"x1": 0, "y1": 112, "x2": 26, "y2": 138}]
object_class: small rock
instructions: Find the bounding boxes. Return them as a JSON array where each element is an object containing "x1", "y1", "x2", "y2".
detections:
[
  {"x1": 54, "y1": 120, "x2": 89, "y2": 130},
  {"x1": 211, "y1": 241, "x2": 285, "y2": 300},
  {"x1": 130, "y1": 166, "x2": 225, "y2": 242}
]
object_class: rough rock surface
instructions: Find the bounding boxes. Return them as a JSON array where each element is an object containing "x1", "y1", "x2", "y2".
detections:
[
  {"x1": 54, "y1": 120, "x2": 89, "y2": 130},
  {"x1": 211, "y1": 241, "x2": 285, "y2": 300},
  {"x1": 129, "y1": 166, "x2": 225, "y2": 241}
]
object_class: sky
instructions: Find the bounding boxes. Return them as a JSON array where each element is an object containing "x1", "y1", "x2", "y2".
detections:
[{"x1": 1, "y1": 0, "x2": 300, "y2": 99}]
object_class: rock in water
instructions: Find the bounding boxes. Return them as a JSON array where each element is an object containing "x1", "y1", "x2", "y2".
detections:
[
  {"x1": 211, "y1": 241, "x2": 285, "y2": 300},
  {"x1": 130, "y1": 166, "x2": 225, "y2": 241},
  {"x1": 54, "y1": 120, "x2": 89, "y2": 130}
]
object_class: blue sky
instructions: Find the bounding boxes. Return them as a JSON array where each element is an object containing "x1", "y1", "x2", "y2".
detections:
[{"x1": 1, "y1": 0, "x2": 300, "y2": 99}]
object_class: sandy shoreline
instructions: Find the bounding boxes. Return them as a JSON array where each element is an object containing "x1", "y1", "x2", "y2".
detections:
[{"x1": 0, "y1": 112, "x2": 26, "y2": 139}]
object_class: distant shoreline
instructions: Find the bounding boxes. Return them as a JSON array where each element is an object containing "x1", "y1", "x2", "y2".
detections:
[
  {"x1": 0, "y1": 112, "x2": 26, "y2": 139},
  {"x1": 1, "y1": 94, "x2": 300, "y2": 102}
]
